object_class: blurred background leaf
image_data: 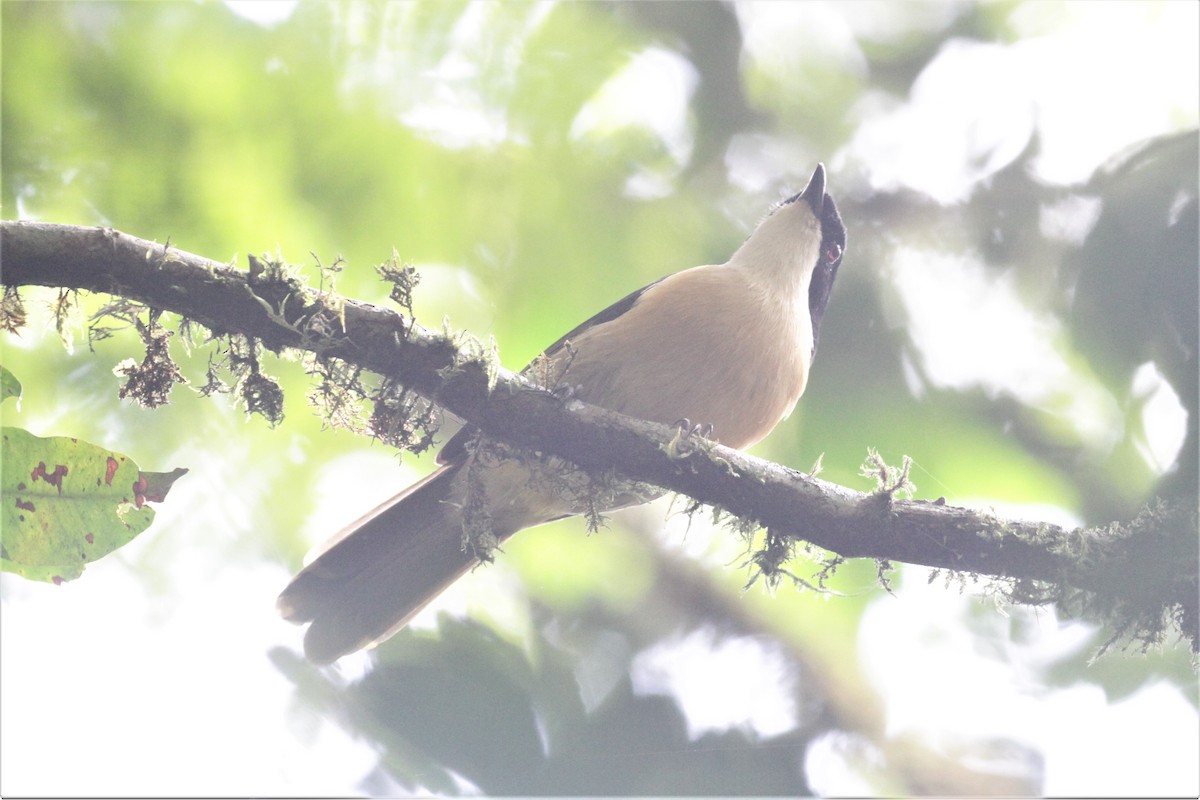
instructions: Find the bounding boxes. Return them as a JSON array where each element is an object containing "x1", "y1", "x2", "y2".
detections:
[{"x1": 1, "y1": 1, "x2": 1196, "y2": 796}]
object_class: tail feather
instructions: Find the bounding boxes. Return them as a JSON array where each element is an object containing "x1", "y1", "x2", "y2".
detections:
[{"x1": 277, "y1": 464, "x2": 476, "y2": 664}]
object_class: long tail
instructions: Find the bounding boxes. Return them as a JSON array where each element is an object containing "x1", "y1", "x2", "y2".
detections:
[{"x1": 277, "y1": 464, "x2": 475, "y2": 664}]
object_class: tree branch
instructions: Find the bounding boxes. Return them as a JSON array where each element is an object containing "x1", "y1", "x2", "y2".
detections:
[{"x1": 2, "y1": 221, "x2": 1194, "y2": 652}]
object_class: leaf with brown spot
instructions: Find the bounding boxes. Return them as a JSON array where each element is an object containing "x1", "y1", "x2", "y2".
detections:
[{"x1": 0, "y1": 427, "x2": 187, "y2": 583}]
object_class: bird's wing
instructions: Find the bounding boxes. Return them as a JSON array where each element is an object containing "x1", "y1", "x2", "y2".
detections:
[
  {"x1": 436, "y1": 275, "x2": 667, "y2": 465},
  {"x1": 532, "y1": 276, "x2": 666, "y2": 364}
]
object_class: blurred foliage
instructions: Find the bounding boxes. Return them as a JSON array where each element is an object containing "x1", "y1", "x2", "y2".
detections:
[
  {"x1": 2, "y1": 0, "x2": 1196, "y2": 795},
  {"x1": 336, "y1": 618, "x2": 814, "y2": 795},
  {"x1": 1069, "y1": 132, "x2": 1198, "y2": 505}
]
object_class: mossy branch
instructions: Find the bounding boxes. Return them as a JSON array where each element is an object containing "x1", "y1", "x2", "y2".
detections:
[{"x1": 2, "y1": 221, "x2": 1195, "y2": 653}]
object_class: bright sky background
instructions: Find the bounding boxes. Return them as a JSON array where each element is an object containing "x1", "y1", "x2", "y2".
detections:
[{"x1": 2, "y1": 1, "x2": 1197, "y2": 796}]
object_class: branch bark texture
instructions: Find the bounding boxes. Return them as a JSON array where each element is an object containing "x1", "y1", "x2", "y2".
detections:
[{"x1": 2, "y1": 221, "x2": 1194, "y2": 651}]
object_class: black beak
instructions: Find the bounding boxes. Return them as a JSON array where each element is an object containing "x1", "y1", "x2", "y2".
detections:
[{"x1": 799, "y1": 163, "x2": 826, "y2": 217}]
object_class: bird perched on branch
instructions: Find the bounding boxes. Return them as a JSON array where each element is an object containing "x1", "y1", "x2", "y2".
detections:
[{"x1": 279, "y1": 164, "x2": 847, "y2": 664}]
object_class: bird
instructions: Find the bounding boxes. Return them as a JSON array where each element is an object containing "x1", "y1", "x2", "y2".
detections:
[{"x1": 278, "y1": 164, "x2": 847, "y2": 664}]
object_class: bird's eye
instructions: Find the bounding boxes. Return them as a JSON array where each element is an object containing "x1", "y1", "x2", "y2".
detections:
[{"x1": 826, "y1": 243, "x2": 843, "y2": 264}]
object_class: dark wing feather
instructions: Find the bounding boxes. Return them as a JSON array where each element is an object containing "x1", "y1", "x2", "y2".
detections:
[
  {"x1": 437, "y1": 276, "x2": 665, "y2": 465},
  {"x1": 532, "y1": 277, "x2": 665, "y2": 364}
]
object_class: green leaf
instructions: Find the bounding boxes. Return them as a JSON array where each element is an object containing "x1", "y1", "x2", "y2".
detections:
[
  {"x1": 0, "y1": 366, "x2": 20, "y2": 404},
  {"x1": 0, "y1": 427, "x2": 187, "y2": 584}
]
